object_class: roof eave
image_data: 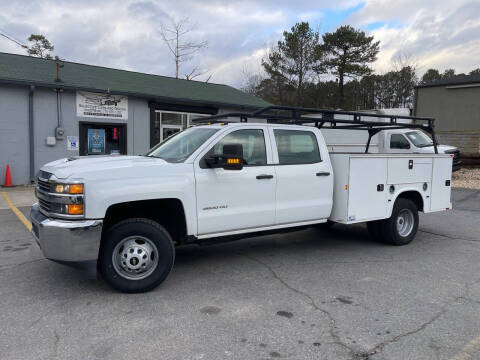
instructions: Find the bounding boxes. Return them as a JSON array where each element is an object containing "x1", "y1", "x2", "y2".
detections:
[
  {"x1": 416, "y1": 80, "x2": 480, "y2": 89},
  {"x1": 0, "y1": 77, "x2": 269, "y2": 110}
]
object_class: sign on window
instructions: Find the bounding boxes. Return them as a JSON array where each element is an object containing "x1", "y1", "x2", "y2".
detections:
[{"x1": 87, "y1": 129, "x2": 105, "y2": 154}]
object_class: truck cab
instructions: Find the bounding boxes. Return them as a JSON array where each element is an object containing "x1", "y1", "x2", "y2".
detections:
[{"x1": 382, "y1": 129, "x2": 462, "y2": 171}]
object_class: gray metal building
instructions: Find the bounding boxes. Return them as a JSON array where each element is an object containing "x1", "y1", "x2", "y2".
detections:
[
  {"x1": 414, "y1": 74, "x2": 480, "y2": 158},
  {"x1": 0, "y1": 53, "x2": 270, "y2": 185}
]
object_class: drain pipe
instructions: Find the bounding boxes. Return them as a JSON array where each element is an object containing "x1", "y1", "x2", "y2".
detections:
[{"x1": 29, "y1": 85, "x2": 35, "y2": 182}]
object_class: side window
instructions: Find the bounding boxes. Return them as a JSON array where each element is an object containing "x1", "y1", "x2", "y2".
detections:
[
  {"x1": 274, "y1": 129, "x2": 321, "y2": 165},
  {"x1": 210, "y1": 129, "x2": 267, "y2": 166},
  {"x1": 390, "y1": 134, "x2": 411, "y2": 149}
]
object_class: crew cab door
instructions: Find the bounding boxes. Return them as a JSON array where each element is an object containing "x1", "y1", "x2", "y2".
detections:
[
  {"x1": 194, "y1": 126, "x2": 276, "y2": 236},
  {"x1": 269, "y1": 127, "x2": 333, "y2": 224}
]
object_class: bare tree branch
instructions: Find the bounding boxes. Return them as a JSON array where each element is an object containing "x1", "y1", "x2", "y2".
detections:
[
  {"x1": 184, "y1": 66, "x2": 212, "y2": 82},
  {"x1": 159, "y1": 17, "x2": 208, "y2": 78}
]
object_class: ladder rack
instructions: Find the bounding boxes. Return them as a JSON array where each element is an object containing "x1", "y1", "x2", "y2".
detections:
[{"x1": 191, "y1": 105, "x2": 439, "y2": 154}]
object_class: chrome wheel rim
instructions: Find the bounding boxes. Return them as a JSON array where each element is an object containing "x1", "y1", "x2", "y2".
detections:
[
  {"x1": 396, "y1": 209, "x2": 414, "y2": 237},
  {"x1": 112, "y1": 236, "x2": 158, "y2": 280}
]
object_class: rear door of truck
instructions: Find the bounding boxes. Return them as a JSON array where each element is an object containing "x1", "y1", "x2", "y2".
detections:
[{"x1": 269, "y1": 126, "x2": 333, "y2": 224}]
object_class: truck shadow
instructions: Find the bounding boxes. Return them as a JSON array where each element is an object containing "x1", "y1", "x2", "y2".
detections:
[{"x1": 174, "y1": 224, "x2": 383, "y2": 266}]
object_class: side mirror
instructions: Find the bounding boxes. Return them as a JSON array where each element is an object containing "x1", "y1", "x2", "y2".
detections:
[{"x1": 205, "y1": 143, "x2": 244, "y2": 170}]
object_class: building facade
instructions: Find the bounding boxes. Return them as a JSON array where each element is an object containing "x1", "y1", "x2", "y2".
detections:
[
  {"x1": 0, "y1": 53, "x2": 270, "y2": 185},
  {"x1": 414, "y1": 74, "x2": 480, "y2": 158}
]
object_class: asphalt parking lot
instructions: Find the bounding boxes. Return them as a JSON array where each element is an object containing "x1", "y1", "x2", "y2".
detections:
[{"x1": 1, "y1": 188, "x2": 480, "y2": 360}]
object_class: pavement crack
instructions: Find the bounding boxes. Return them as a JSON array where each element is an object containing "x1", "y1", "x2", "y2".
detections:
[
  {"x1": 371, "y1": 307, "x2": 447, "y2": 356},
  {"x1": 370, "y1": 276, "x2": 480, "y2": 357},
  {"x1": 236, "y1": 251, "x2": 359, "y2": 357},
  {"x1": 53, "y1": 329, "x2": 60, "y2": 358},
  {"x1": 0, "y1": 258, "x2": 46, "y2": 272},
  {"x1": 419, "y1": 229, "x2": 480, "y2": 243}
]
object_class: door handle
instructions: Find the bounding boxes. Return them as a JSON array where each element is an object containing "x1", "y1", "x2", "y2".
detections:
[
  {"x1": 316, "y1": 171, "x2": 330, "y2": 176},
  {"x1": 256, "y1": 174, "x2": 274, "y2": 180}
]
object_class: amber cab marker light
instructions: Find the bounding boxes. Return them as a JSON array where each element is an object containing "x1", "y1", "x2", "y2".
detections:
[
  {"x1": 69, "y1": 184, "x2": 84, "y2": 194},
  {"x1": 67, "y1": 204, "x2": 84, "y2": 215},
  {"x1": 227, "y1": 158, "x2": 241, "y2": 164}
]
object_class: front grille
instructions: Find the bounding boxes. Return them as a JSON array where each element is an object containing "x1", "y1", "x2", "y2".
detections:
[
  {"x1": 445, "y1": 149, "x2": 460, "y2": 161},
  {"x1": 38, "y1": 198, "x2": 51, "y2": 213},
  {"x1": 37, "y1": 178, "x2": 51, "y2": 192}
]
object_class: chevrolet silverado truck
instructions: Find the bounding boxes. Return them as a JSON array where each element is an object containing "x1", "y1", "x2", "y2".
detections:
[{"x1": 30, "y1": 106, "x2": 453, "y2": 293}]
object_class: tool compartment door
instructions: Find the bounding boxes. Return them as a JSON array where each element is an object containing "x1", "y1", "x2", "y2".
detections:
[
  {"x1": 347, "y1": 157, "x2": 388, "y2": 222},
  {"x1": 430, "y1": 157, "x2": 453, "y2": 211},
  {"x1": 387, "y1": 157, "x2": 432, "y2": 184}
]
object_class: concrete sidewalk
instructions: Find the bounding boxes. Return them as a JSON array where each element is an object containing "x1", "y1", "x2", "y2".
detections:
[{"x1": 0, "y1": 186, "x2": 36, "y2": 209}]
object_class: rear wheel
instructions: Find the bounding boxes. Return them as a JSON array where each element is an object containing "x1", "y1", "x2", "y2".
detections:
[
  {"x1": 100, "y1": 218, "x2": 175, "y2": 293},
  {"x1": 379, "y1": 198, "x2": 419, "y2": 246}
]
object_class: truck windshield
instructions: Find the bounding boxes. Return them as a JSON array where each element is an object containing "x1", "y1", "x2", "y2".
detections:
[
  {"x1": 405, "y1": 131, "x2": 433, "y2": 147},
  {"x1": 145, "y1": 127, "x2": 219, "y2": 162}
]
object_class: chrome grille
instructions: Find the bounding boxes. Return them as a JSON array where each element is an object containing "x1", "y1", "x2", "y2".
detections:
[
  {"x1": 38, "y1": 198, "x2": 51, "y2": 212},
  {"x1": 37, "y1": 178, "x2": 51, "y2": 192}
]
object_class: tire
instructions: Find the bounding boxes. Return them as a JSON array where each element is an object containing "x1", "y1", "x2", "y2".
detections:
[
  {"x1": 367, "y1": 220, "x2": 383, "y2": 242},
  {"x1": 379, "y1": 198, "x2": 419, "y2": 246},
  {"x1": 99, "y1": 218, "x2": 175, "y2": 293}
]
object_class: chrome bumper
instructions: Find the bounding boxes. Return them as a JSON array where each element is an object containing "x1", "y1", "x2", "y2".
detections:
[{"x1": 30, "y1": 203, "x2": 103, "y2": 262}]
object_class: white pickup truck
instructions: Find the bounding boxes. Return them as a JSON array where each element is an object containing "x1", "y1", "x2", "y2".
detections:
[
  {"x1": 30, "y1": 107, "x2": 453, "y2": 293},
  {"x1": 322, "y1": 128, "x2": 462, "y2": 171}
]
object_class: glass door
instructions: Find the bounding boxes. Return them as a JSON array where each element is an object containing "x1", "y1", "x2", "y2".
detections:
[{"x1": 162, "y1": 125, "x2": 182, "y2": 141}]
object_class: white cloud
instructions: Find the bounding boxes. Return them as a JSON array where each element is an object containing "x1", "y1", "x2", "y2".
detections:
[
  {"x1": 348, "y1": 0, "x2": 480, "y2": 75},
  {"x1": 0, "y1": 0, "x2": 479, "y2": 89}
]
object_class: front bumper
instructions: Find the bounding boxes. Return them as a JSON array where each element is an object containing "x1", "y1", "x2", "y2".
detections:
[{"x1": 30, "y1": 203, "x2": 103, "y2": 262}]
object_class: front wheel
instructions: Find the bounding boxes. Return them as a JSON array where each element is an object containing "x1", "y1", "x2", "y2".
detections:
[
  {"x1": 99, "y1": 218, "x2": 175, "y2": 293},
  {"x1": 380, "y1": 198, "x2": 419, "y2": 246}
]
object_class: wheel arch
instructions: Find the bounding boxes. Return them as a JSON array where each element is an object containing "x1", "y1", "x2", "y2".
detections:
[
  {"x1": 102, "y1": 198, "x2": 188, "y2": 246},
  {"x1": 394, "y1": 190, "x2": 424, "y2": 212}
]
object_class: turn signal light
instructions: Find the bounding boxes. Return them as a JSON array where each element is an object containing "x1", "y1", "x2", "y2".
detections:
[
  {"x1": 69, "y1": 184, "x2": 84, "y2": 194},
  {"x1": 67, "y1": 204, "x2": 84, "y2": 215},
  {"x1": 227, "y1": 158, "x2": 241, "y2": 164}
]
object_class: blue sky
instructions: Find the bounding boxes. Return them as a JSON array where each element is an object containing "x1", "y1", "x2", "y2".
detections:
[{"x1": 0, "y1": 0, "x2": 479, "y2": 87}]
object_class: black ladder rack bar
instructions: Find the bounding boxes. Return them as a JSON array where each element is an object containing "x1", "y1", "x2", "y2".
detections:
[{"x1": 192, "y1": 105, "x2": 438, "y2": 153}]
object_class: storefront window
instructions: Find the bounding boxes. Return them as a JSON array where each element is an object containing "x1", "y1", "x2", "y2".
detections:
[{"x1": 151, "y1": 111, "x2": 209, "y2": 147}]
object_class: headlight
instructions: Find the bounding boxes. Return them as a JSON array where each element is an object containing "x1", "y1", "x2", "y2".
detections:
[
  {"x1": 54, "y1": 183, "x2": 84, "y2": 194},
  {"x1": 36, "y1": 179, "x2": 85, "y2": 218}
]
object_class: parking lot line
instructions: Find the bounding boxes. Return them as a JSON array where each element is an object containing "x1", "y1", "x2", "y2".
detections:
[{"x1": 1, "y1": 191, "x2": 32, "y2": 231}]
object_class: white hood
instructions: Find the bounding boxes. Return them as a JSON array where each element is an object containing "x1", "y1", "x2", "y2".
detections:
[{"x1": 41, "y1": 155, "x2": 167, "y2": 179}]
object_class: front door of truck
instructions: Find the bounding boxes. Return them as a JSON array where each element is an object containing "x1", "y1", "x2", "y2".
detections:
[
  {"x1": 269, "y1": 127, "x2": 333, "y2": 224},
  {"x1": 194, "y1": 127, "x2": 276, "y2": 236},
  {"x1": 387, "y1": 133, "x2": 412, "y2": 153}
]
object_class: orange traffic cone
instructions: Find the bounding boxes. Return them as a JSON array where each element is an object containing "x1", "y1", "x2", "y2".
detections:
[{"x1": 4, "y1": 164, "x2": 12, "y2": 187}]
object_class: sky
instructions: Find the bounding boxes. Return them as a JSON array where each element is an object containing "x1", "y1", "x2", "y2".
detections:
[{"x1": 0, "y1": 0, "x2": 479, "y2": 87}]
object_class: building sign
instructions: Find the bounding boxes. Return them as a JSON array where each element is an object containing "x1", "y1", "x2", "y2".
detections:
[
  {"x1": 67, "y1": 136, "x2": 79, "y2": 151},
  {"x1": 76, "y1": 91, "x2": 128, "y2": 119},
  {"x1": 87, "y1": 129, "x2": 105, "y2": 154}
]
